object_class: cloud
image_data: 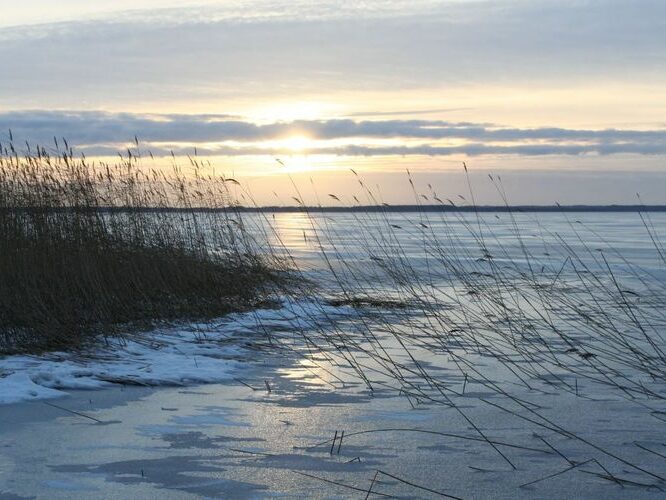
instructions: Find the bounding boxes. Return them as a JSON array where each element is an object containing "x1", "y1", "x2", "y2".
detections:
[
  {"x1": 1, "y1": 110, "x2": 666, "y2": 157},
  {"x1": 1, "y1": 1, "x2": 665, "y2": 108},
  {"x1": 1, "y1": 1, "x2": 444, "y2": 33},
  {"x1": 346, "y1": 108, "x2": 471, "y2": 118}
]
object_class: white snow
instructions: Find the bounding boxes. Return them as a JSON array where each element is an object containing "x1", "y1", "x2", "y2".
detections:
[
  {"x1": 0, "y1": 299, "x2": 344, "y2": 406},
  {"x1": 0, "y1": 372, "x2": 65, "y2": 405}
]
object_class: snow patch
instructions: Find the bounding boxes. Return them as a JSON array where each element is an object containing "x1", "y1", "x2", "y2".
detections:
[
  {"x1": 0, "y1": 299, "x2": 343, "y2": 406},
  {"x1": 0, "y1": 372, "x2": 66, "y2": 404}
]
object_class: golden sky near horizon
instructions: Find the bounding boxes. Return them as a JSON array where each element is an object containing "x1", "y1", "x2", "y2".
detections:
[{"x1": 1, "y1": 0, "x2": 665, "y2": 204}]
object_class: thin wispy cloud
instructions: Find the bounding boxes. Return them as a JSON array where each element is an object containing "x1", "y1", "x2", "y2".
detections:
[
  {"x1": 1, "y1": 1, "x2": 665, "y2": 109},
  {"x1": 346, "y1": 108, "x2": 471, "y2": 118}
]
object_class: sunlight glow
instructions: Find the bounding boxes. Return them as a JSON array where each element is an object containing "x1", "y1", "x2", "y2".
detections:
[
  {"x1": 280, "y1": 135, "x2": 313, "y2": 152},
  {"x1": 260, "y1": 135, "x2": 319, "y2": 157}
]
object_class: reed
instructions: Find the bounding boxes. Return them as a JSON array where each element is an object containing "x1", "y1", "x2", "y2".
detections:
[
  {"x1": 0, "y1": 138, "x2": 288, "y2": 353},
  {"x1": 253, "y1": 165, "x2": 666, "y2": 486}
]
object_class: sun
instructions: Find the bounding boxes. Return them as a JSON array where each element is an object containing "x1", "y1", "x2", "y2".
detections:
[{"x1": 280, "y1": 135, "x2": 313, "y2": 153}]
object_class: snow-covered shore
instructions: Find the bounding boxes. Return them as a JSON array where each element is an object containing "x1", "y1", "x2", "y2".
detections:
[{"x1": 0, "y1": 299, "x2": 343, "y2": 405}]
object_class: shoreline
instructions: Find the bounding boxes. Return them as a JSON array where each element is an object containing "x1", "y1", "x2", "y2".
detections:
[
  {"x1": 0, "y1": 298, "x2": 342, "y2": 406},
  {"x1": 27, "y1": 204, "x2": 666, "y2": 213}
]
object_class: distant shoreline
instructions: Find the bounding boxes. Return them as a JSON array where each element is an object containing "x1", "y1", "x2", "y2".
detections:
[
  {"x1": 8, "y1": 205, "x2": 666, "y2": 213},
  {"x1": 235, "y1": 204, "x2": 666, "y2": 213}
]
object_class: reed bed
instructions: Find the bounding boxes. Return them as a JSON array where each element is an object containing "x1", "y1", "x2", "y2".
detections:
[{"x1": 0, "y1": 138, "x2": 289, "y2": 353}]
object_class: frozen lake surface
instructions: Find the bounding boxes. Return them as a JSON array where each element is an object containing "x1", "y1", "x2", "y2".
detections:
[{"x1": 1, "y1": 210, "x2": 666, "y2": 498}]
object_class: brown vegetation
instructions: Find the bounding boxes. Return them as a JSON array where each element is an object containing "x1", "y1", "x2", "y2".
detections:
[{"x1": 0, "y1": 138, "x2": 286, "y2": 353}]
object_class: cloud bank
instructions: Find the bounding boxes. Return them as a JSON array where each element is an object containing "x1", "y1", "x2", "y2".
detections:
[{"x1": 1, "y1": 111, "x2": 666, "y2": 157}]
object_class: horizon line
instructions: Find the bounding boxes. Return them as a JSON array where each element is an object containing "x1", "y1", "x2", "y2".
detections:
[{"x1": 19, "y1": 204, "x2": 665, "y2": 213}]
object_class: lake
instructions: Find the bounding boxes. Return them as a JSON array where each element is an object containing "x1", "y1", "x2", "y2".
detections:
[{"x1": 1, "y1": 210, "x2": 666, "y2": 498}]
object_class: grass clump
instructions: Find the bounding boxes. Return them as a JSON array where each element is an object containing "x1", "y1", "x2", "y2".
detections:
[
  {"x1": 0, "y1": 139, "x2": 286, "y2": 353},
  {"x1": 326, "y1": 296, "x2": 409, "y2": 309}
]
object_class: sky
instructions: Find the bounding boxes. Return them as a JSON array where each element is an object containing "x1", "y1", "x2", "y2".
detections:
[{"x1": 1, "y1": 0, "x2": 665, "y2": 205}]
